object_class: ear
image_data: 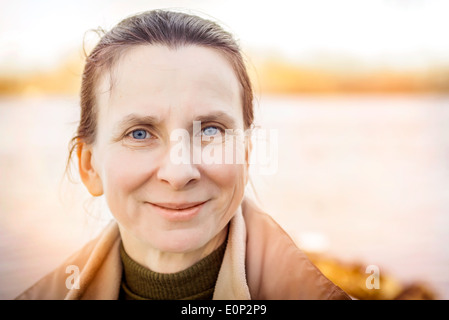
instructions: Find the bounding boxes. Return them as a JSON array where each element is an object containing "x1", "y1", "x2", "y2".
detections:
[{"x1": 77, "y1": 142, "x2": 104, "y2": 196}]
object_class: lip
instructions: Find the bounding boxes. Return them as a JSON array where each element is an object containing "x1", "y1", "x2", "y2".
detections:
[{"x1": 146, "y1": 201, "x2": 207, "y2": 222}]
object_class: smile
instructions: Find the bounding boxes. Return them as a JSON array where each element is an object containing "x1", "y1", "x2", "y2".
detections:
[{"x1": 146, "y1": 201, "x2": 208, "y2": 222}]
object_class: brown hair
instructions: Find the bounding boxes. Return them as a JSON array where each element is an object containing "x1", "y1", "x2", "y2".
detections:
[{"x1": 67, "y1": 9, "x2": 254, "y2": 171}]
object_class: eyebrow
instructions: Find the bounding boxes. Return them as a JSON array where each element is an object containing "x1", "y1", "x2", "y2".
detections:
[
  {"x1": 114, "y1": 114, "x2": 160, "y2": 131},
  {"x1": 194, "y1": 111, "x2": 238, "y2": 129}
]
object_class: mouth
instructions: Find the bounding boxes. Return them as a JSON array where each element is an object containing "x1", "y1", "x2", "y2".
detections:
[
  {"x1": 150, "y1": 201, "x2": 207, "y2": 210},
  {"x1": 146, "y1": 201, "x2": 208, "y2": 222}
]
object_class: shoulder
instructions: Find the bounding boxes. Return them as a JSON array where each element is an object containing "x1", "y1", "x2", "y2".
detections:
[
  {"x1": 241, "y1": 198, "x2": 351, "y2": 300},
  {"x1": 15, "y1": 221, "x2": 119, "y2": 300}
]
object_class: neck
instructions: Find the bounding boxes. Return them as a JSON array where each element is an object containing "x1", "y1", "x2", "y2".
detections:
[{"x1": 119, "y1": 225, "x2": 228, "y2": 273}]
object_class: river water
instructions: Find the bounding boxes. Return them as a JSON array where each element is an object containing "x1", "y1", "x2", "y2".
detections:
[{"x1": 0, "y1": 94, "x2": 448, "y2": 299}]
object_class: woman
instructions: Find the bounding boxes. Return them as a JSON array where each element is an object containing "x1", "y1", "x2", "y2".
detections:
[{"x1": 16, "y1": 9, "x2": 350, "y2": 300}]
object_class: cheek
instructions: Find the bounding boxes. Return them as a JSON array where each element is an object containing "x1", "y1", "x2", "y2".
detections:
[
  {"x1": 204, "y1": 162, "x2": 247, "y2": 197},
  {"x1": 101, "y1": 149, "x2": 157, "y2": 197},
  {"x1": 204, "y1": 163, "x2": 246, "y2": 236},
  {"x1": 203, "y1": 138, "x2": 249, "y2": 189}
]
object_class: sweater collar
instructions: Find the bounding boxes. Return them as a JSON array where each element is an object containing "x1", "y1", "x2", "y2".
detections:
[{"x1": 119, "y1": 238, "x2": 227, "y2": 300}]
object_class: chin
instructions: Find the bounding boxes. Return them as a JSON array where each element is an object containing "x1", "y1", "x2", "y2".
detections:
[{"x1": 149, "y1": 228, "x2": 208, "y2": 254}]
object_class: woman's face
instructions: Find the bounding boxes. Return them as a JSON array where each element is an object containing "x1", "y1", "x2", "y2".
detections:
[{"x1": 88, "y1": 45, "x2": 249, "y2": 253}]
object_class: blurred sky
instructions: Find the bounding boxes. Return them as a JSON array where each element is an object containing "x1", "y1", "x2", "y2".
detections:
[{"x1": 1, "y1": 0, "x2": 449, "y2": 75}]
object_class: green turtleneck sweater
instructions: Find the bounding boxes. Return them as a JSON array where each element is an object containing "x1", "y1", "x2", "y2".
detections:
[{"x1": 118, "y1": 240, "x2": 227, "y2": 300}]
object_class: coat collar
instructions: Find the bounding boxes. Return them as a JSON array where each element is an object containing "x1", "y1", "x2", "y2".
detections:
[{"x1": 213, "y1": 205, "x2": 251, "y2": 299}]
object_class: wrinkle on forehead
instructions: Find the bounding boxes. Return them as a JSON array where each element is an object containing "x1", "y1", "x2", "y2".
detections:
[{"x1": 95, "y1": 45, "x2": 244, "y2": 127}]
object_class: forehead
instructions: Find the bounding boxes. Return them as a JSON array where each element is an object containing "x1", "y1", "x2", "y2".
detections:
[{"x1": 96, "y1": 45, "x2": 243, "y2": 126}]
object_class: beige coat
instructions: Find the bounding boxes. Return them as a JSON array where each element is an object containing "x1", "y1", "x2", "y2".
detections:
[{"x1": 16, "y1": 198, "x2": 350, "y2": 300}]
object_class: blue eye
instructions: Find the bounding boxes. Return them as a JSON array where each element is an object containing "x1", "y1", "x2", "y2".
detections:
[
  {"x1": 131, "y1": 129, "x2": 149, "y2": 140},
  {"x1": 202, "y1": 126, "x2": 219, "y2": 136}
]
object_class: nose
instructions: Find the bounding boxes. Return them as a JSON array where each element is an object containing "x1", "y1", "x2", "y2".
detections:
[{"x1": 156, "y1": 144, "x2": 200, "y2": 190}]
